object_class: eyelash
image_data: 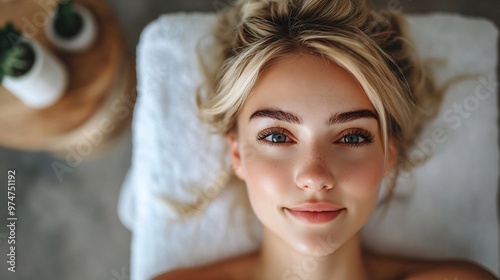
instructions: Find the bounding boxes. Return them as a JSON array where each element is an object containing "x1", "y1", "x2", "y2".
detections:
[
  {"x1": 337, "y1": 128, "x2": 374, "y2": 147},
  {"x1": 256, "y1": 127, "x2": 374, "y2": 147},
  {"x1": 256, "y1": 127, "x2": 291, "y2": 147}
]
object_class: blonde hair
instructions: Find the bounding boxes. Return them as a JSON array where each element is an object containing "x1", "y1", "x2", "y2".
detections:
[{"x1": 198, "y1": 0, "x2": 443, "y2": 192}]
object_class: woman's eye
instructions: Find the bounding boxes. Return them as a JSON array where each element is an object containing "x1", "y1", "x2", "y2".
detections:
[
  {"x1": 256, "y1": 128, "x2": 293, "y2": 146},
  {"x1": 265, "y1": 133, "x2": 289, "y2": 143},
  {"x1": 336, "y1": 129, "x2": 374, "y2": 147},
  {"x1": 339, "y1": 134, "x2": 365, "y2": 144}
]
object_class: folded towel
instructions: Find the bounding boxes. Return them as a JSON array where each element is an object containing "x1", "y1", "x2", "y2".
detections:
[
  {"x1": 118, "y1": 12, "x2": 499, "y2": 280},
  {"x1": 120, "y1": 13, "x2": 261, "y2": 280}
]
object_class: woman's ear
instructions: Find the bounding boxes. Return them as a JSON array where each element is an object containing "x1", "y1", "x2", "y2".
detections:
[
  {"x1": 385, "y1": 140, "x2": 398, "y2": 177},
  {"x1": 227, "y1": 132, "x2": 245, "y2": 180}
]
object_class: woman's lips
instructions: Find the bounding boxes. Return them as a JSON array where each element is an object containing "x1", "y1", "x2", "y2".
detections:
[{"x1": 285, "y1": 202, "x2": 345, "y2": 224}]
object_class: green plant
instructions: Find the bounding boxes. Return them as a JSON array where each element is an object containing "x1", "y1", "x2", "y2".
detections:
[
  {"x1": 0, "y1": 23, "x2": 35, "y2": 83},
  {"x1": 54, "y1": 0, "x2": 83, "y2": 38}
]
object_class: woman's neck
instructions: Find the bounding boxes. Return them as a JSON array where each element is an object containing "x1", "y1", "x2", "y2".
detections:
[{"x1": 252, "y1": 229, "x2": 369, "y2": 280}]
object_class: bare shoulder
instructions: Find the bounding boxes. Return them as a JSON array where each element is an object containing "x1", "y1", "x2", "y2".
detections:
[
  {"x1": 366, "y1": 252, "x2": 498, "y2": 280},
  {"x1": 151, "y1": 266, "x2": 202, "y2": 280},
  {"x1": 404, "y1": 259, "x2": 498, "y2": 280},
  {"x1": 151, "y1": 251, "x2": 259, "y2": 280}
]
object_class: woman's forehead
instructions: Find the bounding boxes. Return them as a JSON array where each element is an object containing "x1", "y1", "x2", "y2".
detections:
[{"x1": 241, "y1": 52, "x2": 375, "y2": 120}]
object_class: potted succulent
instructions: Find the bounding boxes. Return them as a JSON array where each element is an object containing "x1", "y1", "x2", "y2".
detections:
[
  {"x1": 44, "y1": 0, "x2": 97, "y2": 52},
  {"x1": 1, "y1": 23, "x2": 68, "y2": 108}
]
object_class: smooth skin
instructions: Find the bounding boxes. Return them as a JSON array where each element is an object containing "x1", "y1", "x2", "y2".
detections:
[{"x1": 153, "y1": 52, "x2": 498, "y2": 280}]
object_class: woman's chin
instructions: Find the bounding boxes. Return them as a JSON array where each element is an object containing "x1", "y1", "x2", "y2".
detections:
[{"x1": 286, "y1": 232, "x2": 343, "y2": 257}]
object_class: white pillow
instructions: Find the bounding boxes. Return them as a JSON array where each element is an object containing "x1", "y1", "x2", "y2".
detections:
[{"x1": 118, "y1": 13, "x2": 499, "y2": 280}]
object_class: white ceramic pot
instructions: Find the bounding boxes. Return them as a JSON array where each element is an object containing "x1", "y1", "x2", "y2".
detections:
[
  {"x1": 44, "y1": 4, "x2": 97, "y2": 52},
  {"x1": 2, "y1": 39, "x2": 68, "y2": 108}
]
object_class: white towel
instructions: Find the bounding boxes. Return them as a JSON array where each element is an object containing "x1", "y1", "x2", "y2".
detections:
[
  {"x1": 118, "y1": 12, "x2": 499, "y2": 280},
  {"x1": 362, "y1": 14, "x2": 499, "y2": 271},
  {"x1": 119, "y1": 13, "x2": 261, "y2": 280}
]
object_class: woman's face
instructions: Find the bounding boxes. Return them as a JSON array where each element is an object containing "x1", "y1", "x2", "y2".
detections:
[{"x1": 227, "y1": 52, "x2": 395, "y2": 256}]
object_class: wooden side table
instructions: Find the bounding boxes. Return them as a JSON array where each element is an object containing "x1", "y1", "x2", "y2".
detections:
[{"x1": 0, "y1": 0, "x2": 136, "y2": 156}]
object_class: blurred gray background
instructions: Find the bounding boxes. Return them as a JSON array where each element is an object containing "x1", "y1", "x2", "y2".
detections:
[{"x1": 0, "y1": 0, "x2": 498, "y2": 280}]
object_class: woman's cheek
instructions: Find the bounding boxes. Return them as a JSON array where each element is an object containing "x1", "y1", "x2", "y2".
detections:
[
  {"x1": 335, "y1": 152, "x2": 384, "y2": 217},
  {"x1": 245, "y1": 150, "x2": 291, "y2": 186},
  {"x1": 242, "y1": 147, "x2": 293, "y2": 206}
]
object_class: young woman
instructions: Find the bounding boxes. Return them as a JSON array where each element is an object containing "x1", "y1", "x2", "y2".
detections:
[{"x1": 154, "y1": 0, "x2": 497, "y2": 279}]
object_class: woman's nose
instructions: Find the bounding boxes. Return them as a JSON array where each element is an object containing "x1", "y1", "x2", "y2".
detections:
[{"x1": 294, "y1": 147, "x2": 335, "y2": 191}]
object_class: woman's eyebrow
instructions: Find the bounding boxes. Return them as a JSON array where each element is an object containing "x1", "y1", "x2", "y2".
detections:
[
  {"x1": 249, "y1": 108, "x2": 378, "y2": 125},
  {"x1": 249, "y1": 108, "x2": 301, "y2": 124},
  {"x1": 327, "y1": 109, "x2": 378, "y2": 125}
]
